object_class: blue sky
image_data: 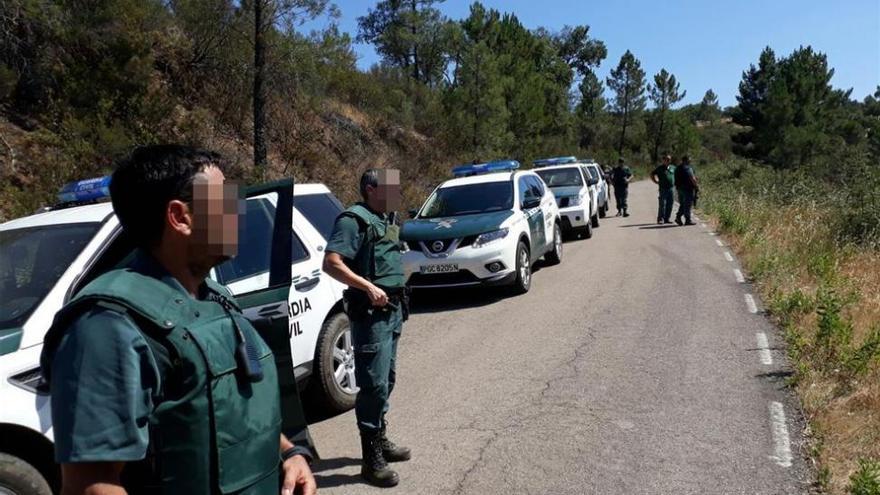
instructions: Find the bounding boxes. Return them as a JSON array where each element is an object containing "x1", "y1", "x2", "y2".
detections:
[{"x1": 303, "y1": 0, "x2": 880, "y2": 107}]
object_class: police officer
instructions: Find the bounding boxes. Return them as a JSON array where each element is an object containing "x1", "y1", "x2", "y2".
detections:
[
  {"x1": 650, "y1": 154, "x2": 676, "y2": 224},
  {"x1": 611, "y1": 157, "x2": 633, "y2": 217},
  {"x1": 675, "y1": 154, "x2": 699, "y2": 225},
  {"x1": 323, "y1": 169, "x2": 410, "y2": 488},
  {"x1": 40, "y1": 145, "x2": 316, "y2": 495}
]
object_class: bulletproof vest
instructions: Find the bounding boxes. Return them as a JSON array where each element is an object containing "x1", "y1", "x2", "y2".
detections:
[
  {"x1": 43, "y1": 269, "x2": 281, "y2": 495},
  {"x1": 340, "y1": 204, "x2": 404, "y2": 289}
]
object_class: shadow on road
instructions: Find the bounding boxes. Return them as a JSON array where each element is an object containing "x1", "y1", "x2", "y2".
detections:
[
  {"x1": 409, "y1": 286, "x2": 506, "y2": 314},
  {"x1": 639, "y1": 224, "x2": 679, "y2": 230},
  {"x1": 312, "y1": 457, "x2": 366, "y2": 489},
  {"x1": 617, "y1": 223, "x2": 657, "y2": 228}
]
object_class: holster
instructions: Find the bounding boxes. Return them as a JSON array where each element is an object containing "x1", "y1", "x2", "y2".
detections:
[{"x1": 343, "y1": 289, "x2": 372, "y2": 320}]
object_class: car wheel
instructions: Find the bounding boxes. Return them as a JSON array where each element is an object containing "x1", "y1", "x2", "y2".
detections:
[
  {"x1": 312, "y1": 312, "x2": 357, "y2": 414},
  {"x1": 545, "y1": 223, "x2": 562, "y2": 265},
  {"x1": 599, "y1": 202, "x2": 607, "y2": 218},
  {"x1": 591, "y1": 212, "x2": 600, "y2": 228},
  {"x1": 0, "y1": 453, "x2": 51, "y2": 495},
  {"x1": 582, "y1": 220, "x2": 593, "y2": 239},
  {"x1": 510, "y1": 241, "x2": 531, "y2": 294}
]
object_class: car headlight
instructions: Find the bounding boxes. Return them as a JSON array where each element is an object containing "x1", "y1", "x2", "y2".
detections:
[
  {"x1": 568, "y1": 195, "x2": 583, "y2": 206},
  {"x1": 473, "y1": 228, "x2": 509, "y2": 248}
]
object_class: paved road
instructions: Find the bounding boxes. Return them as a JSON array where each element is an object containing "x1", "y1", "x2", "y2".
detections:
[{"x1": 308, "y1": 181, "x2": 812, "y2": 495}]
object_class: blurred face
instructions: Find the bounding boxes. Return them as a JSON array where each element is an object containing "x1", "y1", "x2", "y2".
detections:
[
  {"x1": 663, "y1": 156, "x2": 671, "y2": 165},
  {"x1": 366, "y1": 169, "x2": 401, "y2": 213},
  {"x1": 190, "y1": 166, "x2": 242, "y2": 266}
]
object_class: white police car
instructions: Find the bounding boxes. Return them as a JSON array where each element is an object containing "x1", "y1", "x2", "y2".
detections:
[
  {"x1": 401, "y1": 160, "x2": 562, "y2": 294},
  {"x1": 581, "y1": 160, "x2": 610, "y2": 218},
  {"x1": 533, "y1": 156, "x2": 601, "y2": 238},
  {"x1": 0, "y1": 178, "x2": 354, "y2": 494}
]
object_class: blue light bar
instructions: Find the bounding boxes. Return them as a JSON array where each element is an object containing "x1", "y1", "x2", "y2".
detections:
[
  {"x1": 453, "y1": 160, "x2": 520, "y2": 177},
  {"x1": 532, "y1": 156, "x2": 578, "y2": 167},
  {"x1": 57, "y1": 176, "x2": 112, "y2": 204}
]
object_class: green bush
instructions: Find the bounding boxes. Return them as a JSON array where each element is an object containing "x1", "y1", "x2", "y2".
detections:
[{"x1": 850, "y1": 459, "x2": 880, "y2": 495}]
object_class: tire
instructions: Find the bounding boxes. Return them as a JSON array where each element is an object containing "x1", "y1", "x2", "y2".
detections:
[
  {"x1": 591, "y1": 212, "x2": 600, "y2": 228},
  {"x1": 0, "y1": 453, "x2": 51, "y2": 495},
  {"x1": 545, "y1": 223, "x2": 563, "y2": 265},
  {"x1": 582, "y1": 220, "x2": 593, "y2": 239},
  {"x1": 510, "y1": 241, "x2": 532, "y2": 295},
  {"x1": 312, "y1": 312, "x2": 357, "y2": 414},
  {"x1": 599, "y1": 202, "x2": 607, "y2": 218}
]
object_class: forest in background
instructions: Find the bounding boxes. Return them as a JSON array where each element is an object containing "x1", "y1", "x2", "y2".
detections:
[{"x1": 1, "y1": 1, "x2": 879, "y2": 492}]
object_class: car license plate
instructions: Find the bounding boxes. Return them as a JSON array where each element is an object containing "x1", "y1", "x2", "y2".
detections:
[{"x1": 420, "y1": 264, "x2": 459, "y2": 274}]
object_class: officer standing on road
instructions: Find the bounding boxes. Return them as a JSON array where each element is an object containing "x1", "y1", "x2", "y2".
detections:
[
  {"x1": 323, "y1": 169, "x2": 411, "y2": 488},
  {"x1": 675, "y1": 154, "x2": 699, "y2": 226},
  {"x1": 651, "y1": 154, "x2": 676, "y2": 224},
  {"x1": 611, "y1": 157, "x2": 633, "y2": 217},
  {"x1": 39, "y1": 145, "x2": 316, "y2": 494}
]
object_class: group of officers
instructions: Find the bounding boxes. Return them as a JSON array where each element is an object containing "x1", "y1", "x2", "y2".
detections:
[
  {"x1": 40, "y1": 145, "x2": 701, "y2": 495},
  {"x1": 603, "y1": 154, "x2": 699, "y2": 225}
]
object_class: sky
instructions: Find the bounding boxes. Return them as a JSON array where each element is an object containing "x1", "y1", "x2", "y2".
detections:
[{"x1": 302, "y1": 0, "x2": 880, "y2": 107}]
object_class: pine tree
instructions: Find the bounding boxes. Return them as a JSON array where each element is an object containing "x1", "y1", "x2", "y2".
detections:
[
  {"x1": 575, "y1": 71, "x2": 606, "y2": 150},
  {"x1": 607, "y1": 50, "x2": 646, "y2": 156},
  {"x1": 648, "y1": 68, "x2": 686, "y2": 162},
  {"x1": 697, "y1": 89, "x2": 721, "y2": 123}
]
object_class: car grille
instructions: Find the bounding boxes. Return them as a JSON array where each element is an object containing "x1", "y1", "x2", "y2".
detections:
[
  {"x1": 407, "y1": 237, "x2": 472, "y2": 254},
  {"x1": 557, "y1": 197, "x2": 570, "y2": 207},
  {"x1": 408, "y1": 270, "x2": 480, "y2": 287}
]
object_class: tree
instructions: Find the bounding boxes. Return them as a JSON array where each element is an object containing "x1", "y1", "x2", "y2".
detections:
[
  {"x1": 357, "y1": 0, "x2": 451, "y2": 85},
  {"x1": 575, "y1": 70, "x2": 606, "y2": 150},
  {"x1": 647, "y1": 68, "x2": 686, "y2": 162},
  {"x1": 697, "y1": 89, "x2": 721, "y2": 123},
  {"x1": 606, "y1": 50, "x2": 646, "y2": 156},
  {"x1": 248, "y1": 0, "x2": 332, "y2": 170},
  {"x1": 733, "y1": 45, "x2": 851, "y2": 168},
  {"x1": 551, "y1": 25, "x2": 607, "y2": 78}
]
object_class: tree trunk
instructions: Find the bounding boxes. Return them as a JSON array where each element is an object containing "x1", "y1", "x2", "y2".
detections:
[
  {"x1": 617, "y1": 81, "x2": 629, "y2": 156},
  {"x1": 652, "y1": 108, "x2": 665, "y2": 163},
  {"x1": 411, "y1": 0, "x2": 419, "y2": 82},
  {"x1": 253, "y1": 0, "x2": 268, "y2": 170}
]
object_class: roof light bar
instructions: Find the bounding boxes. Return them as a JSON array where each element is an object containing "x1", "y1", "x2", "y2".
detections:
[
  {"x1": 453, "y1": 160, "x2": 520, "y2": 177},
  {"x1": 532, "y1": 156, "x2": 578, "y2": 167},
  {"x1": 57, "y1": 176, "x2": 112, "y2": 204}
]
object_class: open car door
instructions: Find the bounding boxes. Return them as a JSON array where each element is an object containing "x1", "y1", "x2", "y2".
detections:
[{"x1": 233, "y1": 178, "x2": 317, "y2": 457}]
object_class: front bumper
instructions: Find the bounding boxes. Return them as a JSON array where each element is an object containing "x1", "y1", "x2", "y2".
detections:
[
  {"x1": 558, "y1": 205, "x2": 589, "y2": 230},
  {"x1": 402, "y1": 238, "x2": 519, "y2": 289}
]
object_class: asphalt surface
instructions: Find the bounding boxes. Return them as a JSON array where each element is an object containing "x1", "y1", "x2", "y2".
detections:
[{"x1": 308, "y1": 180, "x2": 813, "y2": 495}]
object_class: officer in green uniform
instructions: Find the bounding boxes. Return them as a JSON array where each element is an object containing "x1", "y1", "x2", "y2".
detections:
[
  {"x1": 323, "y1": 169, "x2": 410, "y2": 488},
  {"x1": 650, "y1": 154, "x2": 676, "y2": 224},
  {"x1": 40, "y1": 145, "x2": 316, "y2": 495},
  {"x1": 611, "y1": 158, "x2": 633, "y2": 217},
  {"x1": 675, "y1": 154, "x2": 699, "y2": 226}
]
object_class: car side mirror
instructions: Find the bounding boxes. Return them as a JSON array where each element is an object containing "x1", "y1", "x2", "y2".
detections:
[
  {"x1": 407, "y1": 208, "x2": 419, "y2": 219},
  {"x1": 589, "y1": 178, "x2": 599, "y2": 186},
  {"x1": 522, "y1": 197, "x2": 541, "y2": 209}
]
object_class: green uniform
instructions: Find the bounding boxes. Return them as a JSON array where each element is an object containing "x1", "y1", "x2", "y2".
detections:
[
  {"x1": 611, "y1": 165, "x2": 633, "y2": 212},
  {"x1": 41, "y1": 251, "x2": 284, "y2": 494},
  {"x1": 675, "y1": 164, "x2": 697, "y2": 223},
  {"x1": 326, "y1": 203, "x2": 406, "y2": 433},
  {"x1": 652, "y1": 164, "x2": 676, "y2": 222}
]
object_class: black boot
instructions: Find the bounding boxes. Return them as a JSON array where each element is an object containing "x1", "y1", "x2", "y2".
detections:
[
  {"x1": 379, "y1": 420, "x2": 411, "y2": 462},
  {"x1": 361, "y1": 430, "x2": 400, "y2": 487},
  {"x1": 623, "y1": 208, "x2": 630, "y2": 217}
]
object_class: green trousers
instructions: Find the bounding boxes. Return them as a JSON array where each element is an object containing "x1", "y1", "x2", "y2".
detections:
[{"x1": 351, "y1": 304, "x2": 403, "y2": 432}]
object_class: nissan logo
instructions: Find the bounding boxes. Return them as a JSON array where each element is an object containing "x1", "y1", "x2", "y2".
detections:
[{"x1": 431, "y1": 240, "x2": 445, "y2": 252}]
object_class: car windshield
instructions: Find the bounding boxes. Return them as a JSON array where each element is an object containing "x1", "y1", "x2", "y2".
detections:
[
  {"x1": 420, "y1": 181, "x2": 513, "y2": 218},
  {"x1": 0, "y1": 223, "x2": 100, "y2": 328},
  {"x1": 294, "y1": 192, "x2": 344, "y2": 240},
  {"x1": 535, "y1": 168, "x2": 583, "y2": 187}
]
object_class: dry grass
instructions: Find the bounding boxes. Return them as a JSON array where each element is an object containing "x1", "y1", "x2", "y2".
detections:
[{"x1": 707, "y1": 200, "x2": 880, "y2": 494}]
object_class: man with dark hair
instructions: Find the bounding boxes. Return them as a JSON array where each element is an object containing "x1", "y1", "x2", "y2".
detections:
[
  {"x1": 651, "y1": 154, "x2": 676, "y2": 224},
  {"x1": 611, "y1": 157, "x2": 633, "y2": 217},
  {"x1": 675, "y1": 154, "x2": 698, "y2": 226},
  {"x1": 323, "y1": 168, "x2": 410, "y2": 488},
  {"x1": 40, "y1": 144, "x2": 316, "y2": 495}
]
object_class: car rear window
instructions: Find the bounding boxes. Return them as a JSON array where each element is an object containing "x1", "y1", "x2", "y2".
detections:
[
  {"x1": 535, "y1": 168, "x2": 584, "y2": 187},
  {"x1": 0, "y1": 223, "x2": 100, "y2": 328},
  {"x1": 295, "y1": 193, "x2": 344, "y2": 240}
]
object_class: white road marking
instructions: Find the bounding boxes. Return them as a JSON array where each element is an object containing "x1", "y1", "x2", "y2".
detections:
[
  {"x1": 756, "y1": 333, "x2": 773, "y2": 365},
  {"x1": 769, "y1": 402, "x2": 793, "y2": 467},
  {"x1": 701, "y1": 223, "x2": 707, "y2": 228},
  {"x1": 709, "y1": 232, "x2": 718, "y2": 236},
  {"x1": 724, "y1": 251, "x2": 734, "y2": 262},
  {"x1": 745, "y1": 294, "x2": 759, "y2": 314},
  {"x1": 715, "y1": 239, "x2": 724, "y2": 247},
  {"x1": 734, "y1": 269, "x2": 746, "y2": 283}
]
